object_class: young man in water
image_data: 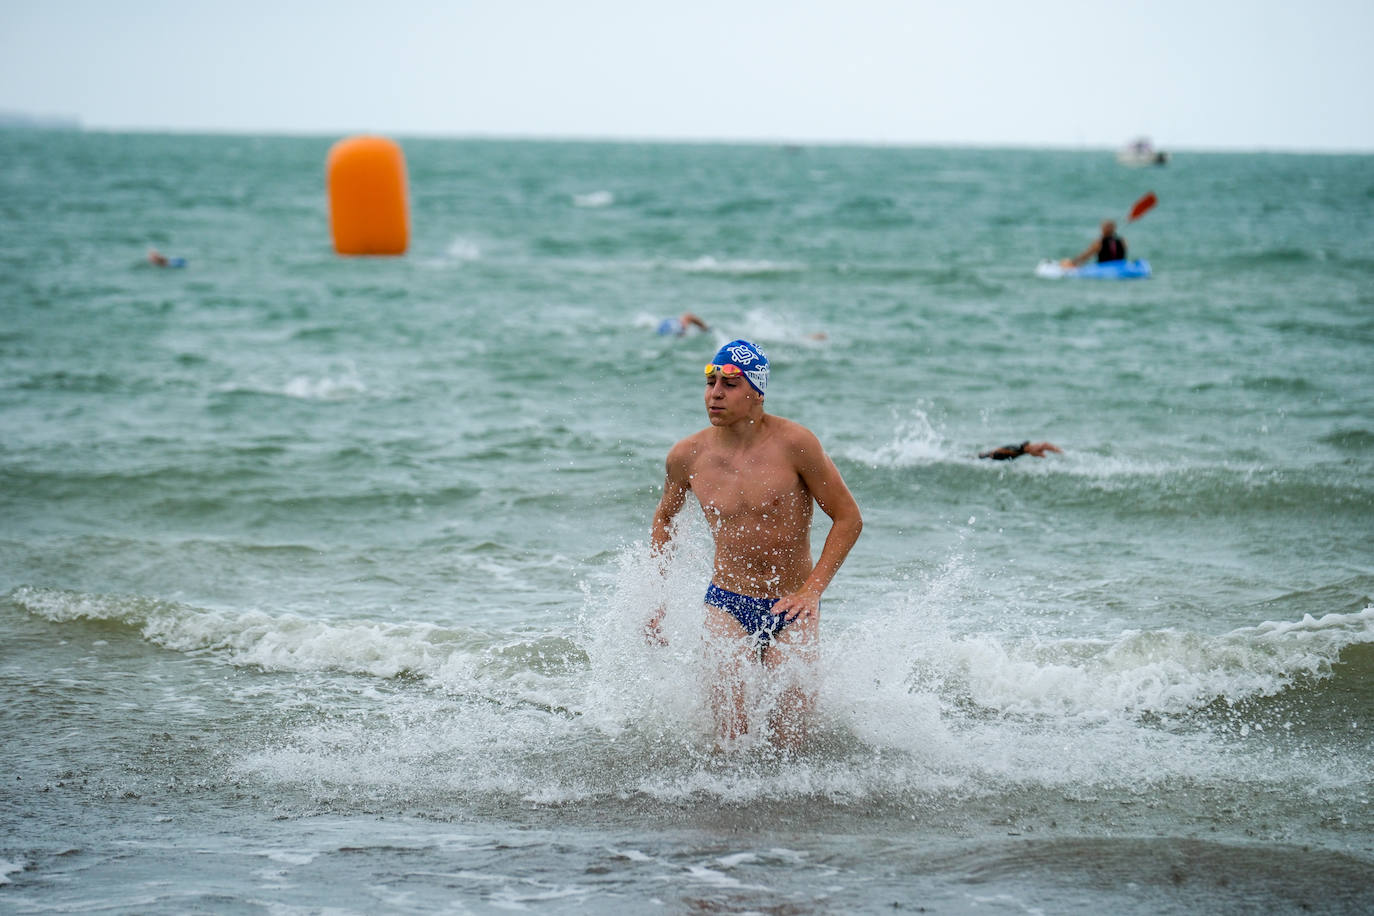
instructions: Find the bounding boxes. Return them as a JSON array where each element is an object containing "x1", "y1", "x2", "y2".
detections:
[{"x1": 646, "y1": 339, "x2": 862, "y2": 750}]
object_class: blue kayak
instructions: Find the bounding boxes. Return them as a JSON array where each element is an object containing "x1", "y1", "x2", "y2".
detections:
[{"x1": 1036, "y1": 258, "x2": 1151, "y2": 279}]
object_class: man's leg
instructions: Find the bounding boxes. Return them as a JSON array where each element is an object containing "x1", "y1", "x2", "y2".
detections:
[
  {"x1": 762, "y1": 616, "x2": 818, "y2": 752},
  {"x1": 703, "y1": 604, "x2": 755, "y2": 743}
]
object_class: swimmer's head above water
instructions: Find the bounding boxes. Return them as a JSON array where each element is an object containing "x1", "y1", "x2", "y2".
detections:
[{"x1": 705, "y1": 339, "x2": 769, "y2": 397}]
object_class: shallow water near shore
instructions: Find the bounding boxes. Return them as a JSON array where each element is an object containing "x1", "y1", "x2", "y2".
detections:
[{"x1": 1, "y1": 130, "x2": 1372, "y2": 912}]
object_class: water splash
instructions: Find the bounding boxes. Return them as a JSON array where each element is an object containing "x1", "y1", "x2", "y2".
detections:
[
  {"x1": 844, "y1": 408, "x2": 949, "y2": 466},
  {"x1": 11, "y1": 580, "x2": 1371, "y2": 806}
]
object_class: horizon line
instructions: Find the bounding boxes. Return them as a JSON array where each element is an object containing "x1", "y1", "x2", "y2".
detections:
[{"x1": 5, "y1": 117, "x2": 1372, "y2": 156}]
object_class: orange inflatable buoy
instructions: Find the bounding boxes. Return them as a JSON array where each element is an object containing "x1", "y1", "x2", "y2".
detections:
[{"x1": 326, "y1": 135, "x2": 409, "y2": 255}]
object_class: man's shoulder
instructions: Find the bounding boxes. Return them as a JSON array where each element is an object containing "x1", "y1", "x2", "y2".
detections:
[
  {"x1": 671, "y1": 426, "x2": 715, "y2": 448},
  {"x1": 666, "y1": 428, "x2": 713, "y2": 462},
  {"x1": 765, "y1": 415, "x2": 822, "y2": 448}
]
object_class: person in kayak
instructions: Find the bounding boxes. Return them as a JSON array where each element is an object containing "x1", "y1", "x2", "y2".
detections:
[{"x1": 1062, "y1": 220, "x2": 1127, "y2": 268}]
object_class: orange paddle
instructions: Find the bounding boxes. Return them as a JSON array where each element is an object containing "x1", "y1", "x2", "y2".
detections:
[{"x1": 1127, "y1": 191, "x2": 1158, "y2": 222}]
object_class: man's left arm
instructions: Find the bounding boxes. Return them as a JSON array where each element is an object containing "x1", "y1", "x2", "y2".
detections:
[{"x1": 775, "y1": 430, "x2": 863, "y2": 621}]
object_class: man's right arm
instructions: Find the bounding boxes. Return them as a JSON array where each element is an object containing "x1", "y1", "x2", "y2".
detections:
[
  {"x1": 1065, "y1": 237, "x2": 1101, "y2": 268},
  {"x1": 650, "y1": 443, "x2": 692, "y2": 559},
  {"x1": 646, "y1": 443, "x2": 693, "y2": 643}
]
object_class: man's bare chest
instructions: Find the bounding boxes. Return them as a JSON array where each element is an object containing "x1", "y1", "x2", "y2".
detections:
[{"x1": 689, "y1": 451, "x2": 807, "y2": 522}]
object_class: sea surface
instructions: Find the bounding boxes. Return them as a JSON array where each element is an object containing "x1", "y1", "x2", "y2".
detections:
[{"x1": 1, "y1": 129, "x2": 1372, "y2": 913}]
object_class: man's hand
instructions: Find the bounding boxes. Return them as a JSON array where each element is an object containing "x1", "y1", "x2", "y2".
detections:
[
  {"x1": 774, "y1": 589, "x2": 821, "y2": 623},
  {"x1": 644, "y1": 607, "x2": 667, "y2": 646}
]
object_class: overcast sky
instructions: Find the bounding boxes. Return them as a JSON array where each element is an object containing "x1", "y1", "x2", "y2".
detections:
[{"x1": 3, "y1": 0, "x2": 1371, "y2": 151}]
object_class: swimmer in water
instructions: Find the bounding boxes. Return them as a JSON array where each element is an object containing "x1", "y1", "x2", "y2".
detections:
[
  {"x1": 655, "y1": 311, "x2": 710, "y2": 336},
  {"x1": 147, "y1": 249, "x2": 185, "y2": 268},
  {"x1": 978, "y1": 441, "x2": 1062, "y2": 460}
]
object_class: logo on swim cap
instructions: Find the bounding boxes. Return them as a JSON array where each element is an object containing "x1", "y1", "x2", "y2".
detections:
[
  {"x1": 725, "y1": 344, "x2": 759, "y2": 366},
  {"x1": 711, "y1": 339, "x2": 768, "y2": 395}
]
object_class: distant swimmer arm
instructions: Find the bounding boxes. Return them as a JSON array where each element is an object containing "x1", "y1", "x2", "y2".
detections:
[{"x1": 681, "y1": 312, "x2": 710, "y2": 332}]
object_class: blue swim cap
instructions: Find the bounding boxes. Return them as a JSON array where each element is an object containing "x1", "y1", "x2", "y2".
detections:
[{"x1": 710, "y1": 339, "x2": 769, "y2": 396}]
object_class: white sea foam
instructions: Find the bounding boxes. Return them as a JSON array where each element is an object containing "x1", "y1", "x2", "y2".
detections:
[
  {"x1": 12, "y1": 582, "x2": 1372, "y2": 803},
  {"x1": 9, "y1": 586, "x2": 489, "y2": 682},
  {"x1": 281, "y1": 371, "x2": 367, "y2": 400},
  {"x1": 668, "y1": 256, "x2": 803, "y2": 275},
  {"x1": 217, "y1": 367, "x2": 367, "y2": 401},
  {"x1": 414, "y1": 236, "x2": 484, "y2": 270},
  {"x1": 732, "y1": 308, "x2": 830, "y2": 348},
  {"x1": 13, "y1": 583, "x2": 1369, "y2": 726},
  {"x1": 572, "y1": 190, "x2": 614, "y2": 208},
  {"x1": 0, "y1": 858, "x2": 24, "y2": 885},
  {"x1": 682, "y1": 864, "x2": 764, "y2": 891},
  {"x1": 844, "y1": 408, "x2": 950, "y2": 466},
  {"x1": 446, "y1": 236, "x2": 483, "y2": 261}
]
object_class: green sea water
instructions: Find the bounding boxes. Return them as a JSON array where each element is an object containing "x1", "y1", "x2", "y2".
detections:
[{"x1": 1, "y1": 130, "x2": 1372, "y2": 913}]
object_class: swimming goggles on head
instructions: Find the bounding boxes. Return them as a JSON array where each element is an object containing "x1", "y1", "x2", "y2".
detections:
[{"x1": 704, "y1": 363, "x2": 744, "y2": 378}]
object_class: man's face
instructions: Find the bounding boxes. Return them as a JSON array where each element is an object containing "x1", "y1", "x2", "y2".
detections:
[{"x1": 704, "y1": 368, "x2": 760, "y2": 424}]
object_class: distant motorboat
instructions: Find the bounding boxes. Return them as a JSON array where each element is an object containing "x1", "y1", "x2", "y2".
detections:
[{"x1": 1117, "y1": 137, "x2": 1169, "y2": 167}]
